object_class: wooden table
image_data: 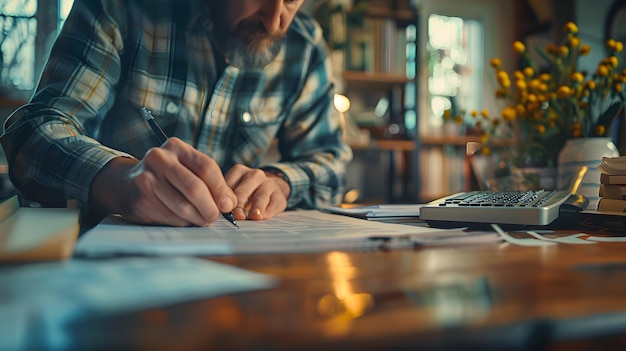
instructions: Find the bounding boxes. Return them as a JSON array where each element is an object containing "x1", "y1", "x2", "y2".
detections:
[{"x1": 55, "y1": 228, "x2": 626, "y2": 351}]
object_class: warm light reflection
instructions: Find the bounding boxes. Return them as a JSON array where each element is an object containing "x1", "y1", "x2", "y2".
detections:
[
  {"x1": 317, "y1": 252, "x2": 373, "y2": 336},
  {"x1": 333, "y1": 94, "x2": 351, "y2": 113},
  {"x1": 342, "y1": 189, "x2": 361, "y2": 204},
  {"x1": 570, "y1": 166, "x2": 588, "y2": 194},
  {"x1": 419, "y1": 250, "x2": 455, "y2": 273},
  {"x1": 333, "y1": 94, "x2": 351, "y2": 140}
]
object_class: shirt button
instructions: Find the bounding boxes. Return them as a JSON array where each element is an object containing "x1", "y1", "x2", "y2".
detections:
[
  {"x1": 165, "y1": 101, "x2": 179, "y2": 114},
  {"x1": 210, "y1": 110, "x2": 219, "y2": 118},
  {"x1": 242, "y1": 111, "x2": 252, "y2": 123}
]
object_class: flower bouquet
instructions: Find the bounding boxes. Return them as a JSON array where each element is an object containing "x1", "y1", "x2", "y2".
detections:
[{"x1": 464, "y1": 22, "x2": 626, "y2": 169}]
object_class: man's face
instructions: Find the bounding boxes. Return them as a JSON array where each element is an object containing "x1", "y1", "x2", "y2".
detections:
[{"x1": 212, "y1": 0, "x2": 304, "y2": 69}]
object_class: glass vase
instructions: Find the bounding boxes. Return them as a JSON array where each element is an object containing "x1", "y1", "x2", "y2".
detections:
[
  {"x1": 557, "y1": 137, "x2": 619, "y2": 210},
  {"x1": 510, "y1": 166, "x2": 557, "y2": 191}
]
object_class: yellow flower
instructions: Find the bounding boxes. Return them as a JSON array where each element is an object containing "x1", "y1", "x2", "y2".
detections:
[
  {"x1": 597, "y1": 64, "x2": 610, "y2": 76},
  {"x1": 571, "y1": 72, "x2": 584, "y2": 83},
  {"x1": 607, "y1": 38, "x2": 616, "y2": 47},
  {"x1": 571, "y1": 123, "x2": 583, "y2": 137},
  {"x1": 523, "y1": 67, "x2": 534, "y2": 78},
  {"x1": 528, "y1": 78, "x2": 541, "y2": 91},
  {"x1": 502, "y1": 106, "x2": 516, "y2": 121},
  {"x1": 557, "y1": 86, "x2": 571, "y2": 98},
  {"x1": 513, "y1": 41, "x2": 525, "y2": 53},
  {"x1": 586, "y1": 80, "x2": 596, "y2": 90},
  {"x1": 497, "y1": 70, "x2": 511, "y2": 88},
  {"x1": 535, "y1": 124, "x2": 546, "y2": 134},
  {"x1": 490, "y1": 58, "x2": 501, "y2": 67},
  {"x1": 545, "y1": 44, "x2": 558, "y2": 55},
  {"x1": 596, "y1": 125, "x2": 606, "y2": 135},
  {"x1": 568, "y1": 36, "x2": 581, "y2": 48},
  {"x1": 579, "y1": 45, "x2": 591, "y2": 55},
  {"x1": 564, "y1": 21, "x2": 579, "y2": 34}
]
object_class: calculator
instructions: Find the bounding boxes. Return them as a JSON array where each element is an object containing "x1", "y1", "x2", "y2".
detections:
[{"x1": 420, "y1": 190, "x2": 587, "y2": 226}]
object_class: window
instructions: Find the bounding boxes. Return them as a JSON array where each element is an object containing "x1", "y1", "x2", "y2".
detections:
[
  {"x1": 0, "y1": 0, "x2": 74, "y2": 97},
  {"x1": 426, "y1": 13, "x2": 484, "y2": 131},
  {"x1": 417, "y1": 0, "x2": 513, "y2": 137}
]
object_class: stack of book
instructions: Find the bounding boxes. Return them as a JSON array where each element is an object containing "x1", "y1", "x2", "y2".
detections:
[{"x1": 597, "y1": 156, "x2": 626, "y2": 213}]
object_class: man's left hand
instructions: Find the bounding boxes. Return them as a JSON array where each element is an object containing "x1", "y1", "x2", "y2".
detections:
[{"x1": 225, "y1": 165, "x2": 290, "y2": 220}]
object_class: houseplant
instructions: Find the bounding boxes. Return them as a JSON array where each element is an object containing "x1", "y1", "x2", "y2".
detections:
[{"x1": 460, "y1": 21, "x2": 625, "y2": 190}]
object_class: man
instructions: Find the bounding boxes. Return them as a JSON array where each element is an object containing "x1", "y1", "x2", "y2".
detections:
[{"x1": 0, "y1": 0, "x2": 352, "y2": 227}]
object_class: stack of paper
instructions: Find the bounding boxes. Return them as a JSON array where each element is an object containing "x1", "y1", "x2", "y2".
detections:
[
  {"x1": 0, "y1": 196, "x2": 80, "y2": 262},
  {"x1": 597, "y1": 156, "x2": 626, "y2": 214},
  {"x1": 320, "y1": 204, "x2": 423, "y2": 219},
  {"x1": 75, "y1": 210, "x2": 500, "y2": 257}
]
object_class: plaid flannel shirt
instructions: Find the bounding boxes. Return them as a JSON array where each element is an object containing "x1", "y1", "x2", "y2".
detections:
[{"x1": 1, "y1": 0, "x2": 352, "y2": 212}]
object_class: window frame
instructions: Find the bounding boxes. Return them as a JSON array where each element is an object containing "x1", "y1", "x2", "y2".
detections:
[{"x1": 0, "y1": 0, "x2": 62, "y2": 100}]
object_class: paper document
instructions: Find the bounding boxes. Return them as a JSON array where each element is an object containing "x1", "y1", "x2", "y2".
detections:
[
  {"x1": 598, "y1": 156, "x2": 626, "y2": 174},
  {"x1": 76, "y1": 210, "x2": 457, "y2": 256},
  {"x1": 0, "y1": 257, "x2": 276, "y2": 351},
  {"x1": 320, "y1": 204, "x2": 423, "y2": 218},
  {"x1": 0, "y1": 196, "x2": 79, "y2": 262}
]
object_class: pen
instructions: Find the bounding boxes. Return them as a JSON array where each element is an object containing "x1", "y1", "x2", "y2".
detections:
[
  {"x1": 140, "y1": 107, "x2": 168, "y2": 145},
  {"x1": 140, "y1": 107, "x2": 239, "y2": 229}
]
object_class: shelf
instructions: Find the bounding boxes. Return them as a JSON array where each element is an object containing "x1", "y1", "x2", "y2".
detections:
[
  {"x1": 372, "y1": 139, "x2": 415, "y2": 151},
  {"x1": 350, "y1": 135, "x2": 503, "y2": 151},
  {"x1": 320, "y1": 2, "x2": 419, "y2": 204},
  {"x1": 343, "y1": 71, "x2": 410, "y2": 89},
  {"x1": 343, "y1": 71, "x2": 410, "y2": 83},
  {"x1": 362, "y1": 7, "x2": 417, "y2": 21},
  {"x1": 420, "y1": 135, "x2": 482, "y2": 147},
  {"x1": 419, "y1": 135, "x2": 514, "y2": 147},
  {"x1": 348, "y1": 138, "x2": 413, "y2": 151},
  {"x1": 0, "y1": 96, "x2": 26, "y2": 107}
]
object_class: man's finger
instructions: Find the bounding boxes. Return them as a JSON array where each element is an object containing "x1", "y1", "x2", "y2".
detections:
[
  {"x1": 153, "y1": 179, "x2": 214, "y2": 226},
  {"x1": 164, "y1": 138, "x2": 236, "y2": 213},
  {"x1": 225, "y1": 165, "x2": 265, "y2": 212}
]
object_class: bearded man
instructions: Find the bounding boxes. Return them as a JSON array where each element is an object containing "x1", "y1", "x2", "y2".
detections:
[{"x1": 1, "y1": 0, "x2": 352, "y2": 227}]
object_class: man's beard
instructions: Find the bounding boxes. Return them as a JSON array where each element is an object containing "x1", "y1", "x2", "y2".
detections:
[{"x1": 216, "y1": 19, "x2": 285, "y2": 70}]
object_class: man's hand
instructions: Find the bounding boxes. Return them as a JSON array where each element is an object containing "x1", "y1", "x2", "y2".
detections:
[
  {"x1": 90, "y1": 137, "x2": 237, "y2": 227},
  {"x1": 225, "y1": 164, "x2": 290, "y2": 220}
]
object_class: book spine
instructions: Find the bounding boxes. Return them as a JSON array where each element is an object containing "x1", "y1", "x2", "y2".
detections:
[
  {"x1": 600, "y1": 173, "x2": 626, "y2": 184},
  {"x1": 597, "y1": 198, "x2": 626, "y2": 213},
  {"x1": 599, "y1": 184, "x2": 626, "y2": 199}
]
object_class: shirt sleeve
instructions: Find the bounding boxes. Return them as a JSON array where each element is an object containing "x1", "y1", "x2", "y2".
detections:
[
  {"x1": 0, "y1": 0, "x2": 132, "y2": 208},
  {"x1": 261, "y1": 21, "x2": 353, "y2": 209}
]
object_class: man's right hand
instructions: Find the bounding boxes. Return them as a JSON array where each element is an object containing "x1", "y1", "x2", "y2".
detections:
[{"x1": 89, "y1": 137, "x2": 237, "y2": 227}]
